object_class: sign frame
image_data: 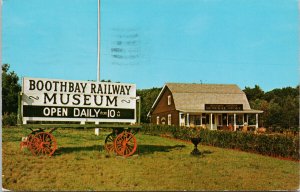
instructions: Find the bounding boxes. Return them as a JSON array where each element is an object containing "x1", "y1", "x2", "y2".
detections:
[{"x1": 21, "y1": 77, "x2": 138, "y2": 124}]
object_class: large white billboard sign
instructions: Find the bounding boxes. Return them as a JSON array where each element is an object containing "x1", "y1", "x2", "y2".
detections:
[{"x1": 21, "y1": 77, "x2": 137, "y2": 124}]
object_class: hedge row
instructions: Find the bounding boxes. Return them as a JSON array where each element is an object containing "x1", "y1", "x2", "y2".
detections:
[{"x1": 141, "y1": 124, "x2": 299, "y2": 160}]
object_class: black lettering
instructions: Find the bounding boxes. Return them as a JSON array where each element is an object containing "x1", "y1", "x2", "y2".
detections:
[
  {"x1": 125, "y1": 85, "x2": 131, "y2": 95},
  {"x1": 29, "y1": 80, "x2": 36, "y2": 90},
  {"x1": 106, "y1": 96, "x2": 117, "y2": 107},
  {"x1": 69, "y1": 82, "x2": 74, "y2": 92},
  {"x1": 91, "y1": 84, "x2": 96, "y2": 94},
  {"x1": 120, "y1": 86, "x2": 126, "y2": 95},
  {"x1": 81, "y1": 83, "x2": 87, "y2": 93},
  {"x1": 44, "y1": 93, "x2": 57, "y2": 104},
  {"x1": 60, "y1": 82, "x2": 67, "y2": 92},
  {"x1": 108, "y1": 84, "x2": 112, "y2": 94},
  {"x1": 74, "y1": 83, "x2": 81, "y2": 93},
  {"x1": 36, "y1": 80, "x2": 44, "y2": 91},
  {"x1": 112, "y1": 85, "x2": 120, "y2": 94},
  {"x1": 84, "y1": 94, "x2": 91, "y2": 105},
  {"x1": 72, "y1": 94, "x2": 81, "y2": 105},
  {"x1": 60, "y1": 94, "x2": 70, "y2": 105},
  {"x1": 94, "y1": 95, "x2": 103, "y2": 106},
  {"x1": 45, "y1": 81, "x2": 52, "y2": 91},
  {"x1": 104, "y1": 84, "x2": 107, "y2": 94},
  {"x1": 53, "y1": 81, "x2": 59, "y2": 91},
  {"x1": 97, "y1": 84, "x2": 103, "y2": 94}
]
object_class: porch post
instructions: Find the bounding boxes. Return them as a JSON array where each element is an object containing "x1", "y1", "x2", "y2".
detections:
[
  {"x1": 200, "y1": 113, "x2": 202, "y2": 125},
  {"x1": 242, "y1": 114, "x2": 245, "y2": 124},
  {"x1": 187, "y1": 113, "x2": 190, "y2": 127},
  {"x1": 246, "y1": 114, "x2": 249, "y2": 124},
  {"x1": 210, "y1": 113, "x2": 213, "y2": 130},
  {"x1": 234, "y1": 113, "x2": 237, "y2": 131},
  {"x1": 255, "y1": 113, "x2": 258, "y2": 129},
  {"x1": 226, "y1": 114, "x2": 229, "y2": 126},
  {"x1": 179, "y1": 112, "x2": 182, "y2": 126}
]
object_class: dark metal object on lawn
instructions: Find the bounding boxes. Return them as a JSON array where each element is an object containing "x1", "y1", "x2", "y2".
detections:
[{"x1": 190, "y1": 137, "x2": 201, "y2": 156}]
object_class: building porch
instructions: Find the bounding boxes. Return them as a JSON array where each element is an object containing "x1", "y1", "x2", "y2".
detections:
[{"x1": 179, "y1": 111, "x2": 262, "y2": 131}]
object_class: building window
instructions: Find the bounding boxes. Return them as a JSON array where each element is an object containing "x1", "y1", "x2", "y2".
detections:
[
  {"x1": 168, "y1": 95, "x2": 172, "y2": 105},
  {"x1": 156, "y1": 116, "x2": 160, "y2": 125},
  {"x1": 202, "y1": 114, "x2": 207, "y2": 124},
  {"x1": 161, "y1": 117, "x2": 166, "y2": 125},
  {"x1": 190, "y1": 115, "x2": 195, "y2": 127},
  {"x1": 180, "y1": 113, "x2": 185, "y2": 126},
  {"x1": 168, "y1": 114, "x2": 172, "y2": 125},
  {"x1": 195, "y1": 116, "x2": 201, "y2": 125}
]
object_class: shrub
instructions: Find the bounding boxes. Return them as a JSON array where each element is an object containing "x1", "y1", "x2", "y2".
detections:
[
  {"x1": 141, "y1": 124, "x2": 299, "y2": 160},
  {"x1": 2, "y1": 112, "x2": 18, "y2": 126}
]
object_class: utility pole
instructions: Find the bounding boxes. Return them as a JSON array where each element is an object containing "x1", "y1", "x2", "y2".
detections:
[{"x1": 97, "y1": 0, "x2": 101, "y2": 82}]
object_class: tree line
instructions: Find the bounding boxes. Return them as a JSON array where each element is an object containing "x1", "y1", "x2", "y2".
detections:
[
  {"x1": 243, "y1": 85, "x2": 299, "y2": 131},
  {"x1": 2, "y1": 64, "x2": 299, "y2": 131}
]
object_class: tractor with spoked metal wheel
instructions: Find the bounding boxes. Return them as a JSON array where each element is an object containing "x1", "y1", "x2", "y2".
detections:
[{"x1": 19, "y1": 77, "x2": 142, "y2": 158}]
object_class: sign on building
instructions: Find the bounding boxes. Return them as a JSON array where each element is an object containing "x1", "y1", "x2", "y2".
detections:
[
  {"x1": 21, "y1": 77, "x2": 137, "y2": 124},
  {"x1": 205, "y1": 104, "x2": 243, "y2": 111}
]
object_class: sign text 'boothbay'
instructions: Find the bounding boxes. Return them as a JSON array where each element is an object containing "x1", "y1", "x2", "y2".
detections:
[{"x1": 22, "y1": 77, "x2": 137, "y2": 123}]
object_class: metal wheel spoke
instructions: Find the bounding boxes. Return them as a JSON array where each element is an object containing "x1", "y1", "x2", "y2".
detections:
[
  {"x1": 44, "y1": 147, "x2": 52, "y2": 154},
  {"x1": 37, "y1": 147, "x2": 43, "y2": 155},
  {"x1": 127, "y1": 139, "x2": 134, "y2": 145},
  {"x1": 125, "y1": 147, "x2": 131, "y2": 155},
  {"x1": 106, "y1": 144, "x2": 114, "y2": 152},
  {"x1": 127, "y1": 144, "x2": 133, "y2": 150},
  {"x1": 30, "y1": 132, "x2": 57, "y2": 156},
  {"x1": 42, "y1": 133, "x2": 45, "y2": 142},
  {"x1": 107, "y1": 137, "x2": 113, "y2": 142},
  {"x1": 41, "y1": 148, "x2": 46, "y2": 155},
  {"x1": 114, "y1": 132, "x2": 137, "y2": 157},
  {"x1": 126, "y1": 134, "x2": 133, "y2": 142},
  {"x1": 104, "y1": 133, "x2": 117, "y2": 153}
]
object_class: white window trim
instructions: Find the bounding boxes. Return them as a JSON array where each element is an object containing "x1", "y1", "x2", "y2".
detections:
[
  {"x1": 156, "y1": 116, "x2": 160, "y2": 125},
  {"x1": 168, "y1": 114, "x2": 172, "y2": 125},
  {"x1": 167, "y1": 95, "x2": 172, "y2": 105}
]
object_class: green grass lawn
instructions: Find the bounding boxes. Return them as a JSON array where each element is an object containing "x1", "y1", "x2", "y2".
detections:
[{"x1": 2, "y1": 126, "x2": 299, "y2": 191}]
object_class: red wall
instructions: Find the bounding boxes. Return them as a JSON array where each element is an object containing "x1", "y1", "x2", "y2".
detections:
[{"x1": 150, "y1": 87, "x2": 179, "y2": 125}]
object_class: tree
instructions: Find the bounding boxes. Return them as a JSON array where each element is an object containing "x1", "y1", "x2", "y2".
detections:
[
  {"x1": 2, "y1": 64, "x2": 21, "y2": 114},
  {"x1": 243, "y1": 85, "x2": 264, "y2": 101},
  {"x1": 137, "y1": 87, "x2": 161, "y2": 123},
  {"x1": 245, "y1": 85, "x2": 299, "y2": 131},
  {"x1": 264, "y1": 86, "x2": 298, "y2": 103},
  {"x1": 279, "y1": 95, "x2": 299, "y2": 129},
  {"x1": 249, "y1": 99, "x2": 269, "y2": 127}
]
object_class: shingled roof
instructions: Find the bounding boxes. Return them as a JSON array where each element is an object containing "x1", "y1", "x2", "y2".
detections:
[{"x1": 149, "y1": 83, "x2": 262, "y2": 115}]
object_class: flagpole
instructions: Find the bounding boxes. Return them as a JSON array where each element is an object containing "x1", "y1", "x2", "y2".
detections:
[{"x1": 97, "y1": 0, "x2": 101, "y2": 82}]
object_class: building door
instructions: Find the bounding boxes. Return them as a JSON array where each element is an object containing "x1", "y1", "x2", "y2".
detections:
[
  {"x1": 222, "y1": 114, "x2": 227, "y2": 125},
  {"x1": 228, "y1": 114, "x2": 234, "y2": 125},
  {"x1": 217, "y1": 114, "x2": 222, "y2": 126}
]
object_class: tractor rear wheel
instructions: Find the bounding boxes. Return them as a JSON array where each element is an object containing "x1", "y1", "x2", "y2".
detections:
[
  {"x1": 29, "y1": 132, "x2": 57, "y2": 156},
  {"x1": 114, "y1": 131, "x2": 137, "y2": 157}
]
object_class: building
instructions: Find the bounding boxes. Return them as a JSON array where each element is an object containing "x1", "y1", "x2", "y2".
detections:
[{"x1": 147, "y1": 83, "x2": 263, "y2": 131}]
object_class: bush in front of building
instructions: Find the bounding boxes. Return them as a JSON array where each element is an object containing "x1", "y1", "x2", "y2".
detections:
[
  {"x1": 141, "y1": 124, "x2": 299, "y2": 160},
  {"x1": 2, "y1": 112, "x2": 18, "y2": 126}
]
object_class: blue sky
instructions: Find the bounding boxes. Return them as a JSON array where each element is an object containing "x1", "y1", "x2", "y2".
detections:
[{"x1": 2, "y1": 0, "x2": 299, "y2": 91}]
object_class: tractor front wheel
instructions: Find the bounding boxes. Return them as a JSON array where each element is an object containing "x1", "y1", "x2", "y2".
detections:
[{"x1": 104, "y1": 133, "x2": 116, "y2": 154}]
